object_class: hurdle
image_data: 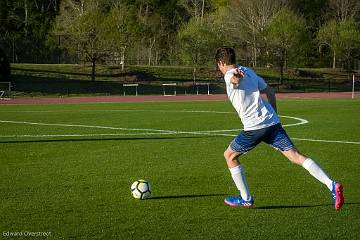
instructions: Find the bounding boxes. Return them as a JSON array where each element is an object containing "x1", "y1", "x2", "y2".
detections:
[
  {"x1": 195, "y1": 83, "x2": 210, "y2": 95},
  {"x1": 123, "y1": 83, "x2": 139, "y2": 96},
  {"x1": 162, "y1": 83, "x2": 177, "y2": 96}
]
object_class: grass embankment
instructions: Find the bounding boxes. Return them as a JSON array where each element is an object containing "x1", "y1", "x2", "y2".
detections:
[
  {"x1": 9, "y1": 64, "x2": 360, "y2": 97},
  {"x1": 10, "y1": 64, "x2": 220, "y2": 97}
]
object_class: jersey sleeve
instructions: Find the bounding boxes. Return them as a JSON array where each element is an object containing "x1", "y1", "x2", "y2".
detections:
[
  {"x1": 258, "y1": 75, "x2": 267, "y2": 90},
  {"x1": 224, "y1": 70, "x2": 235, "y2": 85},
  {"x1": 251, "y1": 69, "x2": 267, "y2": 90}
]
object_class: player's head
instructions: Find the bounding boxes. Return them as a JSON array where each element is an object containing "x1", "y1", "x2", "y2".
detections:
[{"x1": 215, "y1": 47, "x2": 236, "y2": 75}]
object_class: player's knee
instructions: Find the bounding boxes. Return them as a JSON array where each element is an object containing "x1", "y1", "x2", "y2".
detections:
[
  {"x1": 283, "y1": 148, "x2": 306, "y2": 165},
  {"x1": 223, "y1": 150, "x2": 231, "y2": 161},
  {"x1": 294, "y1": 152, "x2": 307, "y2": 165},
  {"x1": 224, "y1": 149, "x2": 239, "y2": 163}
]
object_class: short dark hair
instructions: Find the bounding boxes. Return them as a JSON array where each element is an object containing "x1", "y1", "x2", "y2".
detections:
[{"x1": 215, "y1": 47, "x2": 236, "y2": 65}]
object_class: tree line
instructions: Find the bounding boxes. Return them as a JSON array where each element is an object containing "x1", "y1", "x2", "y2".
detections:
[{"x1": 1, "y1": 0, "x2": 360, "y2": 81}]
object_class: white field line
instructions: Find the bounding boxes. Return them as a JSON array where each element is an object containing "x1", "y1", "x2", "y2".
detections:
[
  {"x1": 1, "y1": 112, "x2": 359, "y2": 144},
  {"x1": 0, "y1": 114, "x2": 306, "y2": 137},
  {"x1": 0, "y1": 108, "x2": 308, "y2": 129},
  {"x1": 0, "y1": 130, "x2": 359, "y2": 145},
  {"x1": 0, "y1": 109, "x2": 234, "y2": 114},
  {"x1": 0, "y1": 119, "x2": 231, "y2": 138},
  {"x1": 0, "y1": 108, "x2": 308, "y2": 123},
  {"x1": 0, "y1": 120, "x2": 178, "y2": 133},
  {"x1": 200, "y1": 115, "x2": 308, "y2": 133},
  {"x1": 0, "y1": 133, "x2": 176, "y2": 138},
  {"x1": 291, "y1": 138, "x2": 360, "y2": 145}
]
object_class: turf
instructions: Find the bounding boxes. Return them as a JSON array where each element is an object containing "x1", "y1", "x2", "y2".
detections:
[{"x1": 0, "y1": 99, "x2": 359, "y2": 239}]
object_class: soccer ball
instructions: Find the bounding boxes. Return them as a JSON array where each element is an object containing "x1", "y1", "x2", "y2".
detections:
[{"x1": 131, "y1": 179, "x2": 152, "y2": 200}]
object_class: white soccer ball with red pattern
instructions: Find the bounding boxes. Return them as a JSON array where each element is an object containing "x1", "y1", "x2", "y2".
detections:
[{"x1": 131, "y1": 179, "x2": 152, "y2": 200}]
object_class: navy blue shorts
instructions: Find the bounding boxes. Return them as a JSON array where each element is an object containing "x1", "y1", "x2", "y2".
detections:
[{"x1": 230, "y1": 123, "x2": 295, "y2": 154}]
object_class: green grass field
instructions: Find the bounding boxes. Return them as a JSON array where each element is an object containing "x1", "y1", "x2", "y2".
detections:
[{"x1": 1, "y1": 99, "x2": 360, "y2": 239}]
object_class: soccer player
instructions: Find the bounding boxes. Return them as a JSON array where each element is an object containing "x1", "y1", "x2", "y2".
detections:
[{"x1": 215, "y1": 47, "x2": 344, "y2": 210}]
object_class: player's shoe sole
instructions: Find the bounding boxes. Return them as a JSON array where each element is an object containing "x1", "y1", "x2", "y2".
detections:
[{"x1": 332, "y1": 181, "x2": 344, "y2": 210}]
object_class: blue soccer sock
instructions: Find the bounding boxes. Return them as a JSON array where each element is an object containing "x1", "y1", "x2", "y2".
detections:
[{"x1": 229, "y1": 165, "x2": 251, "y2": 201}]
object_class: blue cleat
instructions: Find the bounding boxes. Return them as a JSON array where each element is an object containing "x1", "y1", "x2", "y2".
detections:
[
  {"x1": 224, "y1": 195, "x2": 254, "y2": 208},
  {"x1": 331, "y1": 180, "x2": 344, "y2": 210}
]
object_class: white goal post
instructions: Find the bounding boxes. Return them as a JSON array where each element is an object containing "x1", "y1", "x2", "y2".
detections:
[
  {"x1": 162, "y1": 83, "x2": 176, "y2": 96},
  {"x1": 0, "y1": 82, "x2": 11, "y2": 100}
]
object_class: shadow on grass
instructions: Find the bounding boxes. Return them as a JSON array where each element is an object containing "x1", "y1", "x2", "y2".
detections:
[
  {"x1": 148, "y1": 193, "x2": 227, "y2": 200},
  {"x1": 254, "y1": 202, "x2": 360, "y2": 210},
  {"x1": 0, "y1": 135, "x2": 215, "y2": 144}
]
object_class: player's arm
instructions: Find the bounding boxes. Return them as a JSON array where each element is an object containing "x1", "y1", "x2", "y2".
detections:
[{"x1": 260, "y1": 86, "x2": 277, "y2": 113}]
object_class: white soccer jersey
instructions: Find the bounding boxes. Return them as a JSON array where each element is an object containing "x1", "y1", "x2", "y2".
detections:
[{"x1": 224, "y1": 66, "x2": 279, "y2": 131}]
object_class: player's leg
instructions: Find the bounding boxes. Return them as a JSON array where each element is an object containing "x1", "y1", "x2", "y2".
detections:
[
  {"x1": 224, "y1": 147, "x2": 251, "y2": 201},
  {"x1": 266, "y1": 123, "x2": 344, "y2": 210},
  {"x1": 281, "y1": 148, "x2": 344, "y2": 210},
  {"x1": 223, "y1": 130, "x2": 262, "y2": 207},
  {"x1": 282, "y1": 148, "x2": 333, "y2": 189}
]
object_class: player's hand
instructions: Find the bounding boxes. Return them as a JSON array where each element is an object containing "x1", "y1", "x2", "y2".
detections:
[
  {"x1": 230, "y1": 69, "x2": 245, "y2": 87},
  {"x1": 234, "y1": 68, "x2": 245, "y2": 79}
]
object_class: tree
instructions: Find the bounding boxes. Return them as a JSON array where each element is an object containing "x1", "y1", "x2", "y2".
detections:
[
  {"x1": 179, "y1": 0, "x2": 211, "y2": 20},
  {"x1": 133, "y1": 0, "x2": 186, "y2": 66},
  {"x1": 135, "y1": 0, "x2": 158, "y2": 65},
  {"x1": 54, "y1": 0, "x2": 108, "y2": 81},
  {"x1": 288, "y1": 0, "x2": 327, "y2": 32},
  {"x1": 0, "y1": 0, "x2": 22, "y2": 63},
  {"x1": 152, "y1": 0, "x2": 190, "y2": 65},
  {"x1": 337, "y1": 20, "x2": 360, "y2": 71},
  {"x1": 264, "y1": 8, "x2": 309, "y2": 83},
  {"x1": 103, "y1": 2, "x2": 138, "y2": 70},
  {"x1": 223, "y1": 0, "x2": 285, "y2": 67},
  {"x1": 0, "y1": 48, "x2": 11, "y2": 82},
  {"x1": 0, "y1": 0, "x2": 60, "y2": 63},
  {"x1": 177, "y1": 16, "x2": 220, "y2": 83},
  {"x1": 317, "y1": 19, "x2": 360, "y2": 70},
  {"x1": 327, "y1": 0, "x2": 360, "y2": 22},
  {"x1": 317, "y1": 20, "x2": 340, "y2": 68}
]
